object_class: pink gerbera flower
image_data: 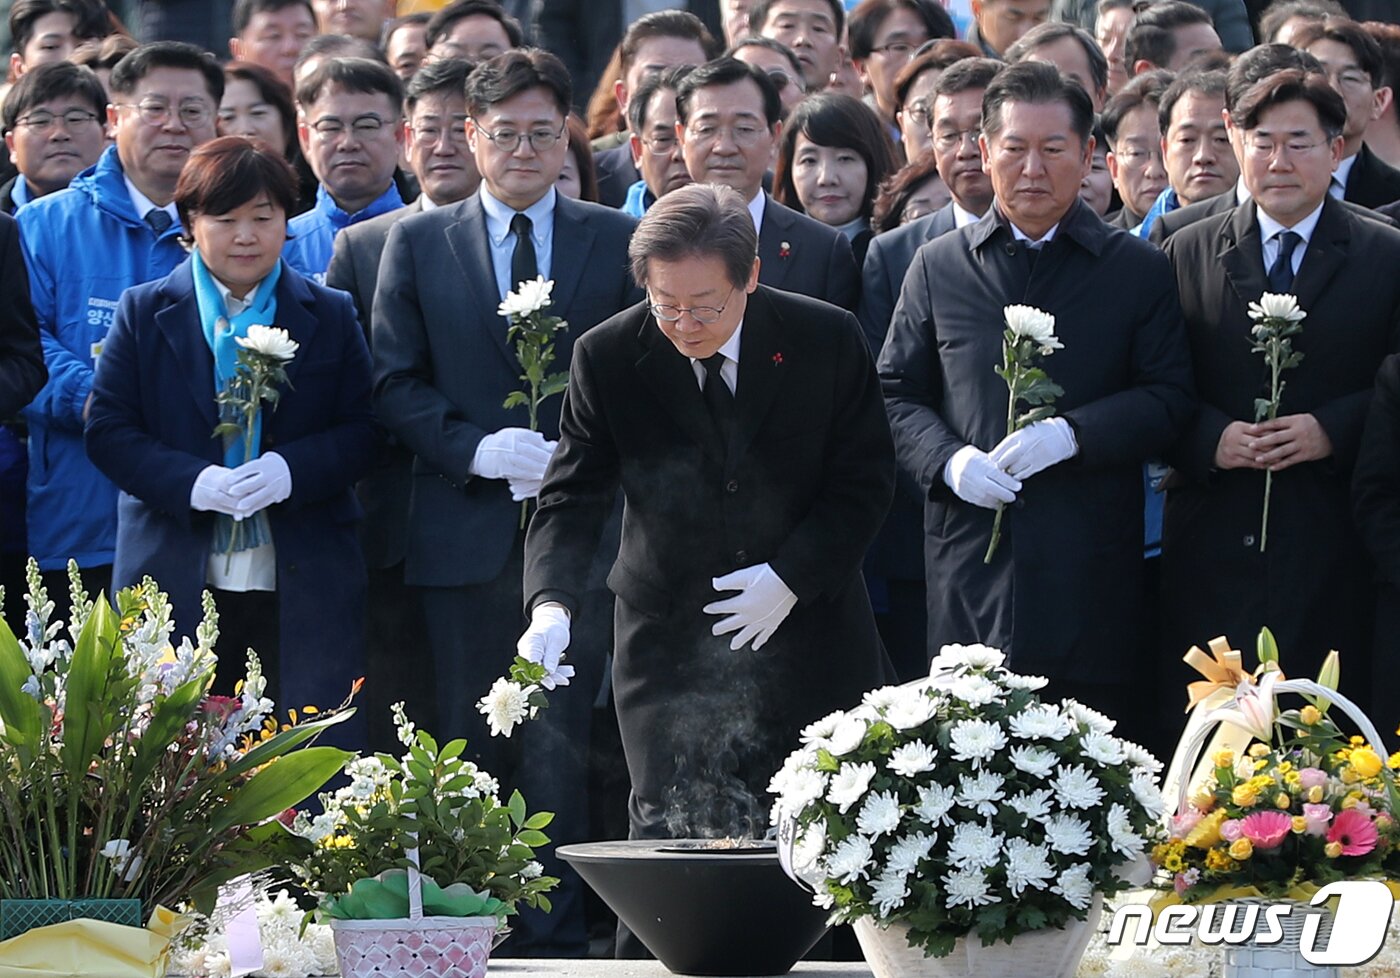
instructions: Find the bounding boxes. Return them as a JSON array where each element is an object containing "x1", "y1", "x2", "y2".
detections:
[
  {"x1": 1240, "y1": 810, "x2": 1292, "y2": 850},
  {"x1": 1327, "y1": 809, "x2": 1379, "y2": 856}
]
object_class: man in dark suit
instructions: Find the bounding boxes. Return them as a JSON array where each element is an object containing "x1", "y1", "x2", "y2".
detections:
[
  {"x1": 1353, "y1": 353, "x2": 1400, "y2": 730},
  {"x1": 1161, "y1": 69, "x2": 1400, "y2": 703},
  {"x1": 857, "y1": 56, "x2": 1000, "y2": 679},
  {"x1": 677, "y1": 57, "x2": 858, "y2": 309},
  {"x1": 879, "y1": 63, "x2": 1194, "y2": 745},
  {"x1": 325, "y1": 57, "x2": 478, "y2": 752},
  {"x1": 590, "y1": 10, "x2": 718, "y2": 209},
  {"x1": 372, "y1": 49, "x2": 638, "y2": 956},
  {"x1": 520, "y1": 183, "x2": 893, "y2": 846},
  {"x1": 1296, "y1": 18, "x2": 1400, "y2": 210}
]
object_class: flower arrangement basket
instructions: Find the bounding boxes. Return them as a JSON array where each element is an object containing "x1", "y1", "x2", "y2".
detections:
[
  {"x1": 0, "y1": 898, "x2": 143, "y2": 941},
  {"x1": 1208, "y1": 896, "x2": 1337, "y2": 978}
]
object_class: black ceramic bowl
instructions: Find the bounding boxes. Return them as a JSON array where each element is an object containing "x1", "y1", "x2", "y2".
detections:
[{"x1": 557, "y1": 839, "x2": 831, "y2": 976}]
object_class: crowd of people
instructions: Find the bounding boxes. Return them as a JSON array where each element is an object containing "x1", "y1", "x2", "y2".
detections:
[{"x1": 1, "y1": 0, "x2": 1400, "y2": 958}]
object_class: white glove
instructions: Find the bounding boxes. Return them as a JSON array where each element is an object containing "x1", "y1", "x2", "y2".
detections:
[
  {"x1": 943, "y1": 444, "x2": 1021, "y2": 509},
  {"x1": 516, "y1": 604, "x2": 574, "y2": 689},
  {"x1": 226, "y1": 452, "x2": 292, "y2": 517},
  {"x1": 190, "y1": 465, "x2": 245, "y2": 518},
  {"x1": 471, "y1": 428, "x2": 556, "y2": 483},
  {"x1": 989, "y1": 418, "x2": 1078, "y2": 480},
  {"x1": 703, "y1": 563, "x2": 798, "y2": 652},
  {"x1": 509, "y1": 476, "x2": 544, "y2": 502}
]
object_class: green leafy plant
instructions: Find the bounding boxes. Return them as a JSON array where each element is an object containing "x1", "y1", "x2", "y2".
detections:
[{"x1": 0, "y1": 561, "x2": 353, "y2": 915}]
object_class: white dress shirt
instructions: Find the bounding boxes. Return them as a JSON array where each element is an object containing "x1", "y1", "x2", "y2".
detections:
[
  {"x1": 206, "y1": 277, "x2": 277, "y2": 592},
  {"x1": 1331, "y1": 152, "x2": 1357, "y2": 201},
  {"x1": 1009, "y1": 218, "x2": 1060, "y2": 247},
  {"x1": 952, "y1": 202, "x2": 982, "y2": 228},
  {"x1": 480, "y1": 184, "x2": 556, "y2": 300},
  {"x1": 689, "y1": 321, "x2": 743, "y2": 395},
  {"x1": 746, "y1": 190, "x2": 766, "y2": 236},
  {"x1": 125, "y1": 175, "x2": 178, "y2": 228},
  {"x1": 1258, "y1": 201, "x2": 1324, "y2": 279}
]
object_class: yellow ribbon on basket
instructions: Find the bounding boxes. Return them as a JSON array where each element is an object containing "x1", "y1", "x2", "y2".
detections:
[
  {"x1": 0, "y1": 906, "x2": 187, "y2": 978},
  {"x1": 1148, "y1": 881, "x2": 1400, "y2": 915},
  {"x1": 1183, "y1": 637, "x2": 1254, "y2": 711}
]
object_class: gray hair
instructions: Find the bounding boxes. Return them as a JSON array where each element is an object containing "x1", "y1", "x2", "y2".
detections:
[{"x1": 628, "y1": 184, "x2": 758, "y2": 291}]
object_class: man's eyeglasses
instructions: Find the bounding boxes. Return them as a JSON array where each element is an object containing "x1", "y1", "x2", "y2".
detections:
[
  {"x1": 641, "y1": 132, "x2": 679, "y2": 155},
  {"x1": 472, "y1": 121, "x2": 566, "y2": 153},
  {"x1": 648, "y1": 286, "x2": 737, "y2": 324},
  {"x1": 411, "y1": 121, "x2": 469, "y2": 146},
  {"x1": 932, "y1": 127, "x2": 981, "y2": 152},
  {"x1": 118, "y1": 98, "x2": 211, "y2": 128},
  {"x1": 311, "y1": 113, "x2": 396, "y2": 138},
  {"x1": 870, "y1": 39, "x2": 924, "y2": 59},
  {"x1": 685, "y1": 122, "x2": 768, "y2": 147},
  {"x1": 12, "y1": 108, "x2": 101, "y2": 133},
  {"x1": 1244, "y1": 137, "x2": 1330, "y2": 161}
]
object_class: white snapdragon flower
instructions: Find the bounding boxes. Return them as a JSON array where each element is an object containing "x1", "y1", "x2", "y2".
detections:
[
  {"x1": 1004, "y1": 304, "x2": 1062, "y2": 352},
  {"x1": 476, "y1": 678, "x2": 538, "y2": 737},
  {"x1": 498, "y1": 276, "x2": 554, "y2": 318},
  {"x1": 1043, "y1": 813, "x2": 1095, "y2": 856},
  {"x1": 1008, "y1": 704, "x2": 1073, "y2": 741},
  {"x1": 1247, "y1": 292, "x2": 1306, "y2": 326},
  {"x1": 1052, "y1": 764, "x2": 1106, "y2": 810},
  {"x1": 826, "y1": 761, "x2": 877, "y2": 813},
  {"x1": 856, "y1": 790, "x2": 902, "y2": 838},
  {"x1": 949, "y1": 717, "x2": 1008, "y2": 764},
  {"x1": 236, "y1": 324, "x2": 299, "y2": 361},
  {"x1": 888, "y1": 740, "x2": 938, "y2": 777},
  {"x1": 1004, "y1": 838, "x2": 1056, "y2": 896}
]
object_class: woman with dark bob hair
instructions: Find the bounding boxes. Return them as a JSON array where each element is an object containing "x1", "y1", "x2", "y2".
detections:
[
  {"x1": 85, "y1": 137, "x2": 376, "y2": 730},
  {"x1": 773, "y1": 93, "x2": 897, "y2": 264},
  {"x1": 218, "y1": 62, "x2": 317, "y2": 213}
]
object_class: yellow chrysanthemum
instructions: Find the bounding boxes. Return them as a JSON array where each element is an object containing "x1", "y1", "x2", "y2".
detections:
[{"x1": 1205, "y1": 848, "x2": 1236, "y2": 871}]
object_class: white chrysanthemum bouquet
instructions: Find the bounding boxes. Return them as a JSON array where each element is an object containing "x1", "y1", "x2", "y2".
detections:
[{"x1": 770, "y1": 644, "x2": 1164, "y2": 958}]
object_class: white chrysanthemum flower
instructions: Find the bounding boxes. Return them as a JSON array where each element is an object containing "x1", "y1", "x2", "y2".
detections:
[
  {"x1": 1130, "y1": 769, "x2": 1164, "y2": 819},
  {"x1": 1009, "y1": 744, "x2": 1059, "y2": 778},
  {"x1": 947, "y1": 820, "x2": 1003, "y2": 870},
  {"x1": 792, "y1": 821, "x2": 828, "y2": 874},
  {"x1": 886, "y1": 831, "x2": 936, "y2": 875},
  {"x1": 944, "y1": 867, "x2": 1000, "y2": 908},
  {"x1": 856, "y1": 789, "x2": 903, "y2": 838},
  {"x1": 521, "y1": 860, "x2": 544, "y2": 879},
  {"x1": 259, "y1": 947, "x2": 297, "y2": 978},
  {"x1": 1043, "y1": 812, "x2": 1095, "y2": 855},
  {"x1": 812, "y1": 886, "x2": 836, "y2": 910},
  {"x1": 929, "y1": 642, "x2": 1006, "y2": 674},
  {"x1": 827, "y1": 715, "x2": 870, "y2": 756},
  {"x1": 1107, "y1": 803, "x2": 1145, "y2": 859},
  {"x1": 1004, "y1": 304, "x2": 1061, "y2": 351},
  {"x1": 1004, "y1": 837, "x2": 1056, "y2": 896},
  {"x1": 871, "y1": 868, "x2": 911, "y2": 917},
  {"x1": 1052, "y1": 862, "x2": 1095, "y2": 909},
  {"x1": 913, "y1": 782, "x2": 957, "y2": 826},
  {"x1": 1063, "y1": 699, "x2": 1116, "y2": 733},
  {"x1": 1052, "y1": 763, "x2": 1105, "y2": 809},
  {"x1": 800, "y1": 711, "x2": 846, "y2": 747},
  {"x1": 498, "y1": 275, "x2": 554, "y2": 318},
  {"x1": 236, "y1": 324, "x2": 299, "y2": 361},
  {"x1": 826, "y1": 761, "x2": 877, "y2": 813},
  {"x1": 204, "y1": 952, "x2": 233, "y2": 978},
  {"x1": 1081, "y1": 730, "x2": 1127, "y2": 766},
  {"x1": 476, "y1": 677, "x2": 538, "y2": 737},
  {"x1": 825, "y1": 833, "x2": 874, "y2": 883},
  {"x1": 781, "y1": 768, "x2": 829, "y2": 812},
  {"x1": 1008, "y1": 704, "x2": 1074, "y2": 741},
  {"x1": 1004, "y1": 673, "x2": 1050, "y2": 690},
  {"x1": 885, "y1": 689, "x2": 940, "y2": 731},
  {"x1": 1121, "y1": 741, "x2": 1163, "y2": 774},
  {"x1": 949, "y1": 674, "x2": 1003, "y2": 706},
  {"x1": 888, "y1": 740, "x2": 938, "y2": 777},
  {"x1": 861, "y1": 686, "x2": 904, "y2": 715},
  {"x1": 1247, "y1": 292, "x2": 1305, "y2": 325},
  {"x1": 307, "y1": 925, "x2": 338, "y2": 975},
  {"x1": 956, "y1": 770, "x2": 1006, "y2": 816},
  {"x1": 1006, "y1": 788, "x2": 1055, "y2": 822},
  {"x1": 949, "y1": 717, "x2": 1008, "y2": 764},
  {"x1": 264, "y1": 890, "x2": 300, "y2": 927}
]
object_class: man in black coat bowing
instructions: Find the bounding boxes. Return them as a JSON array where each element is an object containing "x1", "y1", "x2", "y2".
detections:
[
  {"x1": 879, "y1": 62, "x2": 1194, "y2": 742},
  {"x1": 520, "y1": 183, "x2": 894, "y2": 841}
]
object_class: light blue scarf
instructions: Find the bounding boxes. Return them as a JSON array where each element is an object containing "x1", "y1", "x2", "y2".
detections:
[{"x1": 191, "y1": 249, "x2": 282, "y2": 551}]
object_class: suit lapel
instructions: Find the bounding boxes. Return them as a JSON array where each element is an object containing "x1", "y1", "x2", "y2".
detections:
[
  {"x1": 549, "y1": 197, "x2": 597, "y2": 315},
  {"x1": 756, "y1": 195, "x2": 794, "y2": 290},
  {"x1": 635, "y1": 315, "x2": 727, "y2": 463},
  {"x1": 275, "y1": 266, "x2": 320, "y2": 391},
  {"x1": 1220, "y1": 200, "x2": 1269, "y2": 307},
  {"x1": 1291, "y1": 197, "x2": 1348, "y2": 311},
  {"x1": 731, "y1": 289, "x2": 789, "y2": 461},
  {"x1": 444, "y1": 195, "x2": 518, "y2": 371},
  {"x1": 153, "y1": 271, "x2": 217, "y2": 428}
]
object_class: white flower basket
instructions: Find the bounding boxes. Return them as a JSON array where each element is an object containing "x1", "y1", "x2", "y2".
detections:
[
  {"x1": 1209, "y1": 897, "x2": 1337, "y2": 978},
  {"x1": 329, "y1": 914, "x2": 496, "y2": 978}
]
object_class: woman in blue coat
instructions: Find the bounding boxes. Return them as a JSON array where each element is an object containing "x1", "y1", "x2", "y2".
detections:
[{"x1": 86, "y1": 137, "x2": 377, "y2": 721}]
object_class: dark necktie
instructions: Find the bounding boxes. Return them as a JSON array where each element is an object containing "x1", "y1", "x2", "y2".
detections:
[
  {"x1": 701, "y1": 354, "x2": 735, "y2": 443},
  {"x1": 510, "y1": 212, "x2": 538, "y2": 290},
  {"x1": 1267, "y1": 230, "x2": 1301, "y2": 293},
  {"x1": 144, "y1": 209, "x2": 172, "y2": 236}
]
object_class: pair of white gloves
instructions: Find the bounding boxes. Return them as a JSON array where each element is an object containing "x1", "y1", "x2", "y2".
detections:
[
  {"x1": 472, "y1": 427, "x2": 556, "y2": 501},
  {"x1": 518, "y1": 563, "x2": 800, "y2": 669},
  {"x1": 190, "y1": 453, "x2": 292, "y2": 519},
  {"x1": 944, "y1": 418, "x2": 1078, "y2": 509}
]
